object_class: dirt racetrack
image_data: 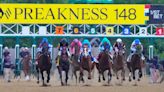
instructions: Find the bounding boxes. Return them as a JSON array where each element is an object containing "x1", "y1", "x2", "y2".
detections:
[{"x1": 0, "y1": 73, "x2": 164, "y2": 92}]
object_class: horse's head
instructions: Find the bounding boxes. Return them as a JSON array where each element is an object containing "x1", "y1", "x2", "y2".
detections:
[
  {"x1": 74, "y1": 43, "x2": 80, "y2": 55},
  {"x1": 102, "y1": 43, "x2": 110, "y2": 53},
  {"x1": 118, "y1": 45, "x2": 125, "y2": 56},
  {"x1": 61, "y1": 46, "x2": 67, "y2": 55},
  {"x1": 42, "y1": 46, "x2": 49, "y2": 55}
]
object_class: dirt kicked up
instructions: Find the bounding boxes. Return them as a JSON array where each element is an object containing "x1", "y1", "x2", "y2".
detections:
[{"x1": 0, "y1": 76, "x2": 164, "y2": 92}]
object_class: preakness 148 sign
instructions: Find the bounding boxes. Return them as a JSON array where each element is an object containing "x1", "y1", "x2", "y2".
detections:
[{"x1": 0, "y1": 4, "x2": 149, "y2": 24}]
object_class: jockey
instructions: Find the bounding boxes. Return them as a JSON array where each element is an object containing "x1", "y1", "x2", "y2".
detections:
[
  {"x1": 113, "y1": 38, "x2": 126, "y2": 55},
  {"x1": 57, "y1": 38, "x2": 71, "y2": 57},
  {"x1": 56, "y1": 38, "x2": 70, "y2": 66},
  {"x1": 3, "y1": 47, "x2": 12, "y2": 82},
  {"x1": 99, "y1": 37, "x2": 113, "y2": 52},
  {"x1": 127, "y1": 39, "x2": 145, "y2": 62},
  {"x1": 98, "y1": 38, "x2": 113, "y2": 63},
  {"x1": 24, "y1": 47, "x2": 30, "y2": 57},
  {"x1": 80, "y1": 39, "x2": 96, "y2": 62},
  {"x1": 70, "y1": 39, "x2": 82, "y2": 56}
]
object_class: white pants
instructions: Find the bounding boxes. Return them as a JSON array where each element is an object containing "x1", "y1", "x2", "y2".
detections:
[{"x1": 4, "y1": 68, "x2": 12, "y2": 82}]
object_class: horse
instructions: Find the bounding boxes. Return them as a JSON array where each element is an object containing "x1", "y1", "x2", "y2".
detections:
[
  {"x1": 96, "y1": 48, "x2": 112, "y2": 85},
  {"x1": 79, "y1": 45, "x2": 95, "y2": 84},
  {"x1": 36, "y1": 47, "x2": 52, "y2": 86},
  {"x1": 56, "y1": 46, "x2": 70, "y2": 86},
  {"x1": 127, "y1": 45, "x2": 143, "y2": 85},
  {"x1": 113, "y1": 46, "x2": 125, "y2": 84},
  {"x1": 21, "y1": 52, "x2": 31, "y2": 80},
  {"x1": 70, "y1": 43, "x2": 81, "y2": 84}
]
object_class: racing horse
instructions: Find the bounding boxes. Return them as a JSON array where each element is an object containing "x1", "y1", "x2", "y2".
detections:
[
  {"x1": 36, "y1": 47, "x2": 52, "y2": 86},
  {"x1": 127, "y1": 45, "x2": 143, "y2": 85},
  {"x1": 97, "y1": 47, "x2": 112, "y2": 85},
  {"x1": 70, "y1": 43, "x2": 81, "y2": 84},
  {"x1": 56, "y1": 46, "x2": 70, "y2": 86},
  {"x1": 113, "y1": 46, "x2": 125, "y2": 84},
  {"x1": 22, "y1": 52, "x2": 31, "y2": 80},
  {"x1": 79, "y1": 44, "x2": 95, "y2": 83}
]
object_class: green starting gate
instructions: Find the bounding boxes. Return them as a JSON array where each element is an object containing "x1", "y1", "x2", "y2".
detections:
[
  {"x1": 14, "y1": 44, "x2": 21, "y2": 76},
  {"x1": 149, "y1": 45, "x2": 154, "y2": 60},
  {"x1": 0, "y1": 44, "x2": 3, "y2": 75}
]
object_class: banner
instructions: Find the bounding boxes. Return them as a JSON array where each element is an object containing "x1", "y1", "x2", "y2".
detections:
[
  {"x1": 146, "y1": 5, "x2": 164, "y2": 24},
  {"x1": 0, "y1": 4, "x2": 148, "y2": 24}
]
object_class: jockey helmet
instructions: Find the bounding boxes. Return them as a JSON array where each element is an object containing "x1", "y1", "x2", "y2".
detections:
[
  {"x1": 61, "y1": 38, "x2": 67, "y2": 43},
  {"x1": 102, "y1": 37, "x2": 109, "y2": 43},
  {"x1": 134, "y1": 39, "x2": 140, "y2": 45},
  {"x1": 4, "y1": 47, "x2": 9, "y2": 51},
  {"x1": 82, "y1": 39, "x2": 90, "y2": 46},
  {"x1": 42, "y1": 38, "x2": 48, "y2": 43},
  {"x1": 25, "y1": 47, "x2": 29, "y2": 50},
  {"x1": 73, "y1": 39, "x2": 79, "y2": 43},
  {"x1": 116, "y1": 38, "x2": 122, "y2": 43}
]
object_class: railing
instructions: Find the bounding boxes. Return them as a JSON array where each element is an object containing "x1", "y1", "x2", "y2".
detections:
[{"x1": 0, "y1": 24, "x2": 163, "y2": 37}]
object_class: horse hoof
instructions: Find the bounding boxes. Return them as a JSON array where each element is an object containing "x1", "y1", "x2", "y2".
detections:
[
  {"x1": 42, "y1": 84, "x2": 47, "y2": 87},
  {"x1": 37, "y1": 81, "x2": 39, "y2": 84},
  {"x1": 133, "y1": 83, "x2": 138, "y2": 86},
  {"x1": 129, "y1": 78, "x2": 131, "y2": 82},
  {"x1": 117, "y1": 77, "x2": 119, "y2": 80},
  {"x1": 123, "y1": 78, "x2": 125, "y2": 81},
  {"x1": 61, "y1": 82, "x2": 64, "y2": 86},
  {"x1": 138, "y1": 79, "x2": 140, "y2": 81},
  {"x1": 88, "y1": 77, "x2": 91, "y2": 80},
  {"x1": 98, "y1": 79, "x2": 101, "y2": 82},
  {"x1": 47, "y1": 80, "x2": 50, "y2": 83}
]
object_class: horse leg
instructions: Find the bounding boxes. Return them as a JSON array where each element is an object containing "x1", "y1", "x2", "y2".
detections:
[
  {"x1": 96, "y1": 63, "x2": 101, "y2": 82},
  {"x1": 108, "y1": 69, "x2": 112, "y2": 85},
  {"x1": 88, "y1": 61, "x2": 92, "y2": 80},
  {"x1": 116, "y1": 70, "x2": 119, "y2": 80},
  {"x1": 41, "y1": 70, "x2": 46, "y2": 86},
  {"x1": 102, "y1": 71, "x2": 105, "y2": 81},
  {"x1": 122, "y1": 69, "x2": 126, "y2": 81},
  {"x1": 138, "y1": 68, "x2": 142, "y2": 81},
  {"x1": 46, "y1": 70, "x2": 50, "y2": 83},
  {"x1": 36, "y1": 66, "x2": 39, "y2": 84},
  {"x1": 73, "y1": 70, "x2": 78, "y2": 84},
  {"x1": 132, "y1": 69, "x2": 136, "y2": 80},
  {"x1": 57, "y1": 66, "x2": 64, "y2": 86},
  {"x1": 132, "y1": 69, "x2": 139, "y2": 86},
  {"x1": 127, "y1": 62, "x2": 132, "y2": 82},
  {"x1": 79, "y1": 67, "x2": 84, "y2": 83},
  {"x1": 65, "y1": 70, "x2": 69, "y2": 86}
]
